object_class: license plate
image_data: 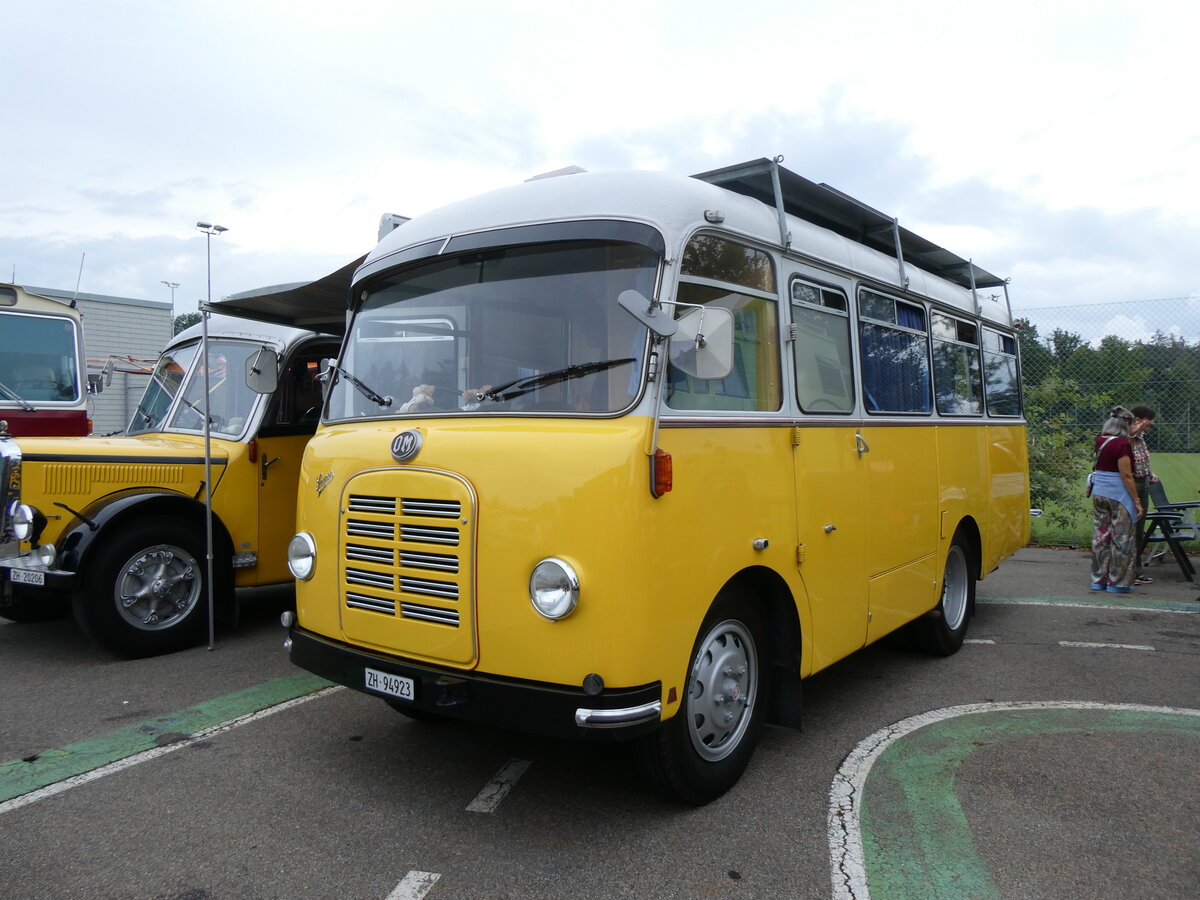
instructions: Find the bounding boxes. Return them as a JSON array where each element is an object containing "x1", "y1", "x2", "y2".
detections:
[
  {"x1": 10, "y1": 568, "x2": 45, "y2": 586},
  {"x1": 364, "y1": 667, "x2": 414, "y2": 701}
]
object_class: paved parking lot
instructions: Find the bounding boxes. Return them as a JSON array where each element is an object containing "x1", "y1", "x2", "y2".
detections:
[{"x1": 2, "y1": 549, "x2": 1197, "y2": 899}]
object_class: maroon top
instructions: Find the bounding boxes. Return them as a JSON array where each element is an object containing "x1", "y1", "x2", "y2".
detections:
[{"x1": 1094, "y1": 435, "x2": 1133, "y2": 472}]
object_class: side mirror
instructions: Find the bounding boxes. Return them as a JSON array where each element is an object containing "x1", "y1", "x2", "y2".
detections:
[
  {"x1": 618, "y1": 290, "x2": 678, "y2": 338},
  {"x1": 87, "y1": 373, "x2": 105, "y2": 395},
  {"x1": 669, "y1": 306, "x2": 734, "y2": 380},
  {"x1": 245, "y1": 346, "x2": 279, "y2": 394}
]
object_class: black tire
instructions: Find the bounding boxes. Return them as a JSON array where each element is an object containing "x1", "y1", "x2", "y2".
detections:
[
  {"x1": 74, "y1": 517, "x2": 209, "y2": 658},
  {"x1": 636, "y1": 592, "x2": 769, "y2": 805},
  {"x1": 912, "y1": 533, "x2": 976, "y2": 656}
]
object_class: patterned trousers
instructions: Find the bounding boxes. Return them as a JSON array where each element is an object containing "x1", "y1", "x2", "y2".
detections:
[{"x1": 1091, "y1": 496, "x2": 1136, "y2": 589}]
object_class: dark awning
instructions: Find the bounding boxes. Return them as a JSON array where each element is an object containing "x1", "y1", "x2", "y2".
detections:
[{"x1": 201, "y1": 255, "x2": 364, "y2": 334}]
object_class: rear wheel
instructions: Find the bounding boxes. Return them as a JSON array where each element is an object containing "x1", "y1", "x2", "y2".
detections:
[
  {"x1": 913, "y1": 533, "x2": 975, "y2": 656},
  {"x1": 636, "y1": 593, "x2": 768, "y2": 805},
  {"x1": 74, "y1": 518, "x2": 209, "y2": 658}
]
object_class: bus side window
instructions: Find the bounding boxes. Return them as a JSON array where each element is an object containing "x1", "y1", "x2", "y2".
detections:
[
  {"x1": 931, "y1": 312, "x2": 983, "y2": 415},
  {"x1": 858, "y1": 289, "x2": 931, "y2": 414},
  {"x1": 666, "y1": 235, "x2": 780, "y2": 412},
  {"x1": 791, "y1": 280, "x2": 853, "y2": 413},
  {"x1": 982, "y1": 328, "x2": 1021, "y2": 416}
]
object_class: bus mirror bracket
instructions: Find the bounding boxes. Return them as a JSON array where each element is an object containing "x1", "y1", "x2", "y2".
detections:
[
  {"x1": 668, "y1": 306, "x2": 734, "y2": 380},
  {"x1": 246, "y1": 346, "x2": 279, "y2": 395},
  {"x1": 619, "y1": 290, "x2": 678, "y2": 338}
]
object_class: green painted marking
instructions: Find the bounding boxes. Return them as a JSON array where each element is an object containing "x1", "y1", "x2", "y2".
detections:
[
  {"x1": 979, "y1": 593, "x2": 1199, "y2": 613},
  {"x1": 0, "y1": 672, "x2": 332, "y2": 803},
  {"x1": 861, "y1": 707, "x2": 1200, "y2": 899}
]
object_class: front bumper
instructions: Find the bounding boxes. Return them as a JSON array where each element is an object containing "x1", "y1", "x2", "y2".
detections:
[
  {"x1": 289, "y1": 626, "x2": 663, "y2": 742},
  {"x1": 0, "y1": 553, "x2": 75, "y2": 596}
]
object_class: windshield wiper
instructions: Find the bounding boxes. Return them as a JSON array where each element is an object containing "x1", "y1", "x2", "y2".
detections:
[
  {"x1": 0, "y1": 379, "x2": 34, "y2": 411},
  {"x1": 328, "y1": 363, "x2": 393, "y2": 408},
  {"x1": 481, "y1": 358, "x2": 636, "y2": 403}
]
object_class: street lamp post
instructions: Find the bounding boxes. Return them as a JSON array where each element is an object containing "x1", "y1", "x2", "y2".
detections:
[
  {"x1": 160, "y1": 280, "x2": 179, "y2": 330},
  {"x1": 195, "y1": 222, "x2": 227, "y2": 651}
]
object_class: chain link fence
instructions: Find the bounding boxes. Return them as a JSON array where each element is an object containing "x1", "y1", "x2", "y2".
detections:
[{"x1": 1014, "y1": 294, "x2": 1200, "y2": 544}]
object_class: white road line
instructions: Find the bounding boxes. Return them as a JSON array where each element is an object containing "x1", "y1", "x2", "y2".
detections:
[
  {"x1": 466, "y1": 758, "x2": 532, "y2": 813},
  {"x1": 1059, "y1": 640, "x2": 1155, "y2": 651},
  {"x1": 964, "y1": 638, "x2": 996, "y2": 644},
  {"x1": 828, "y1": 701, "x2": 1200, "y2": 900},
  {"x1": 386, "y1": 870, "x2": 441, "y2": 899},
  {"x1": 0, "y1": 686, "x2": 344, "y2": 816}
]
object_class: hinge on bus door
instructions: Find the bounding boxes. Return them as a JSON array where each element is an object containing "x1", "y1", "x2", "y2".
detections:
[
  {"x1": 647, "y1": 349, "x2": 660, "y2": 382},
  {"x1": 796, "y1": 544, "x2": 805, "y2": 567},
  {"x1": 792, "y1": 426, "x2": 802, "y2": 447},
  {"x1": 786, "y1": 323, "x2": 797, "y2": 342}
]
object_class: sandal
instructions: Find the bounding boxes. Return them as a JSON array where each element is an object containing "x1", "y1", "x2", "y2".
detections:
[{"x1": 1135, "y1": 575, "x2": 1153, "y2": 585}]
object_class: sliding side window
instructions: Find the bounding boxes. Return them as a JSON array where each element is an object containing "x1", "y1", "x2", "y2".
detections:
[
  {"x1": 982, "y1": 327, "x2": 1021, "y2": 417},
  {"x1": 792, "y1": 280, "x2": 853, "y2": 413},
  {"x1": 931, "y1": 312, "x2": 983, "y2": 415}
]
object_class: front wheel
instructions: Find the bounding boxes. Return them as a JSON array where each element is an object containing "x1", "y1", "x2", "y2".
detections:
[
  {"x1": 74, "y1": 518, "x2": 210, "y2": 658},
  {"x1": 636, "y1": 593, "x2": 768, "y2": 805},
  {"x1": 912, "y1": 534, "x2": 976, "y2": 656}
]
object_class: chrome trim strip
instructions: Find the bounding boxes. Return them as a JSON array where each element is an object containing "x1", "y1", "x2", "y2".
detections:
[{"x1": 574, "y1": 700, "x2": 662, "y2": 728}]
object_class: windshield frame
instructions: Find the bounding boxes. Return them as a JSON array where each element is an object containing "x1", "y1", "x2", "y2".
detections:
[
  {"x1": 327, "y1": 221, "x2": 666, "y2": 423},
  {"x1": 126, "y1": 337, "x2": 272, "y2": 440}
]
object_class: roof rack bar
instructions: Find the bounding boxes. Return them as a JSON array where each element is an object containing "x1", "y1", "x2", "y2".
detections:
[
  {"x1": 890, "y1": 218, "x2": 910, "y2": 291},
  {"x1": 768, "y1": 158, "x2": 792, "y2": 250}
]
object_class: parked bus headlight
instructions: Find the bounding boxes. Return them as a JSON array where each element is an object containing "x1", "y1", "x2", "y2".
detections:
[
  {"x1": 33, "y1": 543, "x2": 56, "y2": 568},
  {"x1": 12, "y1": 504, "x2": 37, "y2": 541},
  {"x1": 529, "y1": 558, "x2": 579, "y2": 620},
  {"x1": 287, "y1": 532, "x2": 317, "y2": 581}
]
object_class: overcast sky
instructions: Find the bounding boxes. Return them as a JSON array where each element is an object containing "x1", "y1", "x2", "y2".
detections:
[{"x1": 3, "y1": 0, "x2": 1198, "y2": 344}]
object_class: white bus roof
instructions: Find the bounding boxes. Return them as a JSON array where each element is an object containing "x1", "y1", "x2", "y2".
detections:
[{"x1": 207, "y1": 160, "x2": 1011, "y2": 329}]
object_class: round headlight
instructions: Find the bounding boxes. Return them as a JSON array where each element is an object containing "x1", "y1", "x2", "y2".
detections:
[
  {"x1": 287, "y1": 532, "x2": 317, "y2": 581},
  {"x1": 12, "y1": 504, "x2": 36, "y2": 542},
  {"x1": 34, "y1": 543, "x2": 56, "y2": 568},
  {"x1": 529, "y1": 557, "x2": 580, "y2": 620}
]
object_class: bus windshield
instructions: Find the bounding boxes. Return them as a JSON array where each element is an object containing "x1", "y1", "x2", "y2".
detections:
[
  {"x1": 0, "y1": 312, "x2": 81, "y2": 405},
  {"x1": 328, "y1": 239, "x2": 659, "y2": 419},
  {"x1": 128, "y1": 343, "x2": 199, "y2": 434}
]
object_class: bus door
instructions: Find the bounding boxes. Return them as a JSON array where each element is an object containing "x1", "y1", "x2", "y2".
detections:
[
  {"x1": 786, "y1": 269, "x2": 868, "y2": 670},
  {"x1": 855, "y1": 288, "x2": 939, "y2": 641},
  {"x1": 254, "y1": 343, "x2": 338, "y2": 583}
]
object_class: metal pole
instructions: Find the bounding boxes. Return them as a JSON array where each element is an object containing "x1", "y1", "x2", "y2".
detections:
[{"x1": 196, "y1": 222, "x2": 226, "y2": 650}]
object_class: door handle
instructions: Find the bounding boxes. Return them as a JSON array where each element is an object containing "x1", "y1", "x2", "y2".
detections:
[
  {"x1": 855, "y1": 430, "x2": 870, "y2": 459},
  {"x1": 261, "y1": 454, "x2": 281, "y2": 480}
]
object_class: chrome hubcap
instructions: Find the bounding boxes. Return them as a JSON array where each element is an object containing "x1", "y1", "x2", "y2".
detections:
[{"x1": 687, "y1": 618, "x2": 757, "y2": 762}]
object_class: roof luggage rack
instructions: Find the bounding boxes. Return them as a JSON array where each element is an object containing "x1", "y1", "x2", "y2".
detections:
[{"x1": 692, "y1": 157, "x2": 1007, "y2": 295}]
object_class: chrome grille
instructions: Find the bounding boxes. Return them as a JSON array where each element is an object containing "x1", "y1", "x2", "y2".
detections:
[
  {"x1": 349, "y1": 495, "x2": 396, "y2": 514},
  {"x1": 347, "y1": 520, "x2": 395, "y2": 539},
  {"x1": 343, "y1": 489, "x2": 467, "y2": 629},
  {"x1": 400, "y1": 525, "x2": 459, "y2": 545},
  {"x1": 346, "y1": 543, "x2": 395, "y2": 565},
  {"x1": 400, "y1": 602, "x2": 460, "y2": 625},
  {"x1": 402, "y1": 498, "x2": 461, "y2": 518}
]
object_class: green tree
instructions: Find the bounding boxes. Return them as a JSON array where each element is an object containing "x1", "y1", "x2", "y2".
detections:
[{"x1": 173, "y1": 312, "x2": 201, "y2": 335}]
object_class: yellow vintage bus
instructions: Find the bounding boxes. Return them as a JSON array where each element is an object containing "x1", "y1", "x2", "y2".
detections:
[
  {"x1": 0, "y1": 316, "x2": 340, "y2": 655},
  {"x1": 255, "y1": 160, "x2": 1028, "y2": 803}
]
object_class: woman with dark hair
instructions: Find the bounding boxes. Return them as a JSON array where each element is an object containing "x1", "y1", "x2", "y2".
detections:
[
  {"x1": 1089, "y1": 406, "x2": 1144, "y2": 593},
  {"x1": 1129, "y1": 405, "x2": 1158, "y2": 584}
]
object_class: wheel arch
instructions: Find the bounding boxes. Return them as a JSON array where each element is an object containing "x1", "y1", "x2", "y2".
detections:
[
  {"x1": 57, "y1": 492, "x2": 236, "y2": 611},
  {"x1": 719, "y1": 565, "x2": 804, "y2": 730}
]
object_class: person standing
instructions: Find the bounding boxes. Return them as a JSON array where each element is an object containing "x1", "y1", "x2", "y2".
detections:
[
  {"x1": 1129, "y1": 405, "x2": 1158, "y2": 585},
  {"x1": 1090, "y1": 406, "x2": 1143, "y2": 593}
]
